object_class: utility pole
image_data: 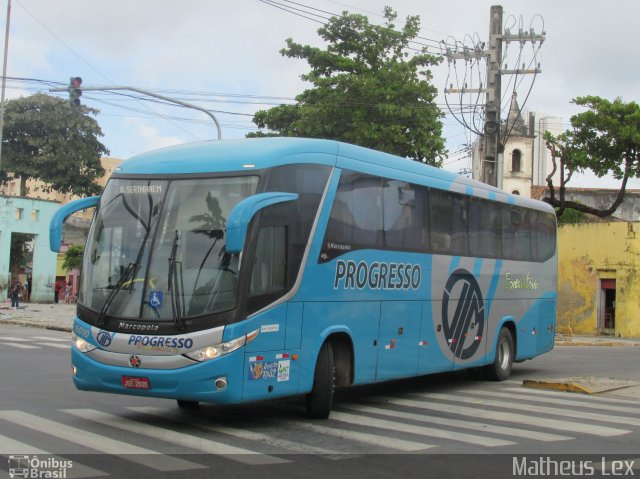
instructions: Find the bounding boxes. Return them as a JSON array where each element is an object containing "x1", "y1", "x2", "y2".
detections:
[
  {"x1": 482, "y1": 5, "x2": 503, "y2": 188},
  {"x1": 49, "y1": 84, "x2": 223, "y2": 140},
  {"x1": 443, "y1": 5, "x2": 545, "y2": 190}
]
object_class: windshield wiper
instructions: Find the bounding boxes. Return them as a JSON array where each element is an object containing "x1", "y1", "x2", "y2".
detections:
[
  {"x1": 168, "y1": 230, "x2": 186, "y2": 331},
  {"x1": 96, "y1": 262, "x2": 136, "y2": 326}
]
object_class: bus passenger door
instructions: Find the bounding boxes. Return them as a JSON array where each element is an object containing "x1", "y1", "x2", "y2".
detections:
[{"x1": 376, "y1": 301, "x2": 420, "y2": 381}]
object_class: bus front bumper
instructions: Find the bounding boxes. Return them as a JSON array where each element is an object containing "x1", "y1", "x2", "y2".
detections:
[{"x1": 71, "y1": 347, "x2": 244, "y2": 404}]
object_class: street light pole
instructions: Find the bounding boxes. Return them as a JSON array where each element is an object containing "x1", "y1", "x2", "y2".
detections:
[{"x1": 0, "y1": 0, "x2": 12, "y2": 171}]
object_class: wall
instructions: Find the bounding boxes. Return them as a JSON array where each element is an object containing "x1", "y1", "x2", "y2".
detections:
[
  {"x1": 557, "y1": 222, "x2": 640, "y2": 337},
  {"x1": 0, "y1": 196, "x2": 60, "y2": 302}
]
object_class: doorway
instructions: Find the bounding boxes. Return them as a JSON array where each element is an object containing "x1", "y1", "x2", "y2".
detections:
[{"x1": 598, "y1": 278, "x2": 616, "y2": 334}]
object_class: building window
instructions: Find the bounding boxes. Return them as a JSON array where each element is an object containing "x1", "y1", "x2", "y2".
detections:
[
  {"x1": 511, "y1": 149, "x2": 522, "y2": 172},
  {"x1": 14, "y1": 208, "x2": 23, "y2": 220},
  {"x1": 31, "y1": 209, "x2": 40, "y2": 221},
  {"x1": 512, "y1": 190, "x2": 520, "y2": 195}
]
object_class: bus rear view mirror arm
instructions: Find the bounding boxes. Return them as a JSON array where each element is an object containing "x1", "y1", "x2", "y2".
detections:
[
  {"x1": 49, "y1": 196, "x2": 101, "y2": 252},
  {"x1": 226, "y1": 192, "x2": 298, "y2": 253}
]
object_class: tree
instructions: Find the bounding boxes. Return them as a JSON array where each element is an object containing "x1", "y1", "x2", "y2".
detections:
[
  {"x1": 62, "y1": 244, "x2": 84, "y2": 272},
  {"x1": 248, "y1": 7, "x2": 446, "y2": 165},
  {"x1": 543, "y1": 96, "x2": 640, "y2": 218},
  {"x1": 1, "y1": 93, "x2": 109, "y2": 197}
]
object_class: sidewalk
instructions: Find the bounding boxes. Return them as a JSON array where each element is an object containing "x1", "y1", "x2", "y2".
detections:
[{"x1": 0, "y1": 302, "x2": 75, "y2": 332}]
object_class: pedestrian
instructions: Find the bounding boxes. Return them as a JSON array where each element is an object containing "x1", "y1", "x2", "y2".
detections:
[
  {"x1": 64, "y1": 281, "x2": 72, "y2": 303},
  {"x1": 54, "y1": 279, "x2": 64, "y2": 304},
  {"x1": 11, "y1": 280, "x2": 21, "y2": 309},
  {"x1": 23, "y1": 278, "x2": 29, "y2": 303},
  {"x1": 27, "y1": 275, "x2": 32, "y2": 302}
]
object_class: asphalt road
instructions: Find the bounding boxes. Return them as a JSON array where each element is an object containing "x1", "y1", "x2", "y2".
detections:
[{"x1": 0, "y1": 323, "x2": 639, "y2": 479}]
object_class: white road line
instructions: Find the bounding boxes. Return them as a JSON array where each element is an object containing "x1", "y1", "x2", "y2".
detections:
[
  {"x1": 502, "y1": 386, "x2": 640, "y2": 405},
  {"x1": 1, "y1": 343, "x2": 40, "y2": 349},
  {"x1": 341, "y1": 403, "x2": 572, "y2": 442},
  {"x1": 35, "y1": 342, "x2": 70, "y2": 349},
  {"x1": 64, "y1": 408, "x2": 288, "y2": 465},
  {"x1": 417, "y1": 392, "x2": 640, "y2": 428},
  {"x1": 31, "y1": 336, "x2": 70, "y2": 342},
  {"x1": 381, "y1": 397, "x2": 630, "y2": 437},
  {"x1": 0, "y1": 434, "x2": 107, "y2": 478},
  {"x1": 473, "y1": 389, "x2": 640, "y2": 415},
  {"x1": 0, "y1": 410, "x2": 205, "y2": 472},
  {"x1": 329, "y1": 410, "x2": 515, "y2": 447},
  {"x1": 129, "y1": 406, "x2": 344, "y2": 456},
  {"x1": 292, "y1": 421, "x2": 433, "y2": 452},
  {"x1": 0, "y1": 337, "x2": 32, "y2": 342}
]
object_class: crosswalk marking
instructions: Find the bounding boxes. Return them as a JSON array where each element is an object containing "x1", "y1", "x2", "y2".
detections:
[
  {"x1": 379, "y1": 397, "x2": 630, "y2": 437},
  {"x1": 0, "y1": 434, "x2": 108, "y2": 478},
  {"x1": 417, "y1": 392, "x2": 640, "y2": 428},
  {"x1": 329, "y1": 410, "x2": 515, "y2": 447},
  {"x1": 1, "y1": 342, "x2": 39, "y2": 349},
  {"x1": 35, "y1": 342, "x2": 70, "y2": 349},
  {"x1": 63, "y1": 408, "x2": 289, "y2": 465},
  {"x1": 0, "y1": 337, "x2": 31, "y2": 342},
  {"x1": 0, "y1": 410, "x2": 205, "y2": 472},
  {"x1": 339, "y1": 403, "x2": 572, "y2": 442},
  {"x1": 129, "y1": 406, "x2": 345, "y2": 456},
  {"x1": 502, "y1": 386, "x2": 640, "y2": 405},
  {"x1": 473, "y1": 389, "x2": 640, "y2": 415},
  {"x1": 292, "y1": 421, "x2": 433, "y2": 451}
]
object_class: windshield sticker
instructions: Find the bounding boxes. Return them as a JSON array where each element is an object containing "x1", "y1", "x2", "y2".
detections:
[
  {"x1": 504, "y1": 272, "x2": 539, "y2": 290},
  {"x1": 334, "y1": 259, "x2": 421, "y2": 290},
  {"x1": 148, "y1": 291, "x2": 164, "y2": 308},
  {"x1": 120, "y1": 185, "x2": 162, "y2": 194}
]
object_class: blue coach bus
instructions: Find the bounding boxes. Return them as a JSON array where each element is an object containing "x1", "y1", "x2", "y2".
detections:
[{"x1": 50, "y1": 138, "x2": 557, "y2": 418}]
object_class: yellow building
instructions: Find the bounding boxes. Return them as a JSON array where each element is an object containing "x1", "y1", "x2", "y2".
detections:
[{"x1": 557, "y1": 222, "x2": 640, "y2": 337}]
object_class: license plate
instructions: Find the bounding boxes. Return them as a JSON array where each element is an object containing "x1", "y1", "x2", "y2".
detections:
[{"x1": 121, "y1": 376, "x2": 151, "y2": 389}]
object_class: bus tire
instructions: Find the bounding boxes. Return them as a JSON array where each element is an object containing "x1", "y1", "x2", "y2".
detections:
[
  {"x1": 305, "y1": 342, "x2": 335, "y2": 419},
  {"x1": 177, "y1": 399, "x2": 199, "y2": 408},
  {"x1": 484, "y1": 327, "x2": 514, "y2": 381}
]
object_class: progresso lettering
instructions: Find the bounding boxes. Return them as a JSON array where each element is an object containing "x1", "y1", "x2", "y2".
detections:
[
  {"x1": 128, "y1": 335, "x2": 194, "y2": 349},
  {"x1": 334, "y1": 259, "x2": 421, "y2": 290}
]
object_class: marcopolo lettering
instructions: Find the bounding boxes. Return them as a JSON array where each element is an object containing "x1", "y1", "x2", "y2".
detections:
[
  {"x1": 128, "y1": 335, "x2": 194, "y2": 349},
  {"x1": 334, "y1": 259, "x2": 421, "y2": 290}
]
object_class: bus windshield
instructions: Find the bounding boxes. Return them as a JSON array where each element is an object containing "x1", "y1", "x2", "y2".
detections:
[{"x1": 80, "y1": 176, "x2": 259, "y2": 322}]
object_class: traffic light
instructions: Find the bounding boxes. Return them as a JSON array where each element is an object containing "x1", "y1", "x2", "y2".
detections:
[{"x1": 69, "y1": 76, "x2": 82, "y2": 107}]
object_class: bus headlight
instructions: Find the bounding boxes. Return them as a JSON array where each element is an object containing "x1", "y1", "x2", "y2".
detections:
[
  {"x1": 184, "y1": 328, "x2": 259, "y2": 362},
  {"x1": 72, "y1": 333, "x2": 97, "y2": 353}
]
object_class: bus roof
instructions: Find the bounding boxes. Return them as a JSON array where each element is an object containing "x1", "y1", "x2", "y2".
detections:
[{"x1": 116, "y1": 138, "x2": 554, "y2": 213}]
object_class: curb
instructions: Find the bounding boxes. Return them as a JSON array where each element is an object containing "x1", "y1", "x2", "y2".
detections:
[
  {"x1": 523, "y1": 377, "x2": 640, "y2": 395},
  {"x1": 0, "y1": 318, "x2": 72, "y2": 333},
  {"x1": 555, "y1": 341, "x2": 640, "y2": 347}
]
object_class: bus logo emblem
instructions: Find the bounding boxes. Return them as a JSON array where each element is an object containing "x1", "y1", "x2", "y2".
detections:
[
  {"x1": 442, "y1": 268, "x2": 485, "y2": 360},
  {"x1": 97, "y1": 331, "x2": 114, "y2": 347}
]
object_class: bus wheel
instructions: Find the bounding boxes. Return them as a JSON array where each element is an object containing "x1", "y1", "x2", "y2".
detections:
[
  {"x1": 484, "y1": 327, "x2": 514, "y2": 381},
  {"x1": 177, "y1": 399, "x2": 199, "y2": 408},
  {"x1": 305, "y1": 342, "x2": 335, "y2": 419}
]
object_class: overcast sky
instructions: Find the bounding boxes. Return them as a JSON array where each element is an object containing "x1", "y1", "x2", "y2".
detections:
[{"x1": 3, "y1": 0, "x2": 639, "y2": 188}]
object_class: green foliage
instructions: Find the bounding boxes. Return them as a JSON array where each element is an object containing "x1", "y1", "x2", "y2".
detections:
[
  {"x1": 62, "y1": 244, "x2": 84, "y2": 272},
  {"x1": 543, "y1": 96, "x2": 640, "y2": 218},
  {"x1": 248, "y1": 7, "x2": 446, "y2": 165},
  {"x1": 1, "y1": 93, "x2": 109, "y2": 197},
  {"x1": 556, "y1": 208, "x2": 585, "y2": 225}
]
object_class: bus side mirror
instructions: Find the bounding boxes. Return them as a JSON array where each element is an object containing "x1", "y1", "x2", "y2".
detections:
[
  {"x1": 226, "y1": 192, "x2": 298, "y2": 253},
  {"x1": 49, "y1": 196, "x2": 100, "y2": 252}
]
